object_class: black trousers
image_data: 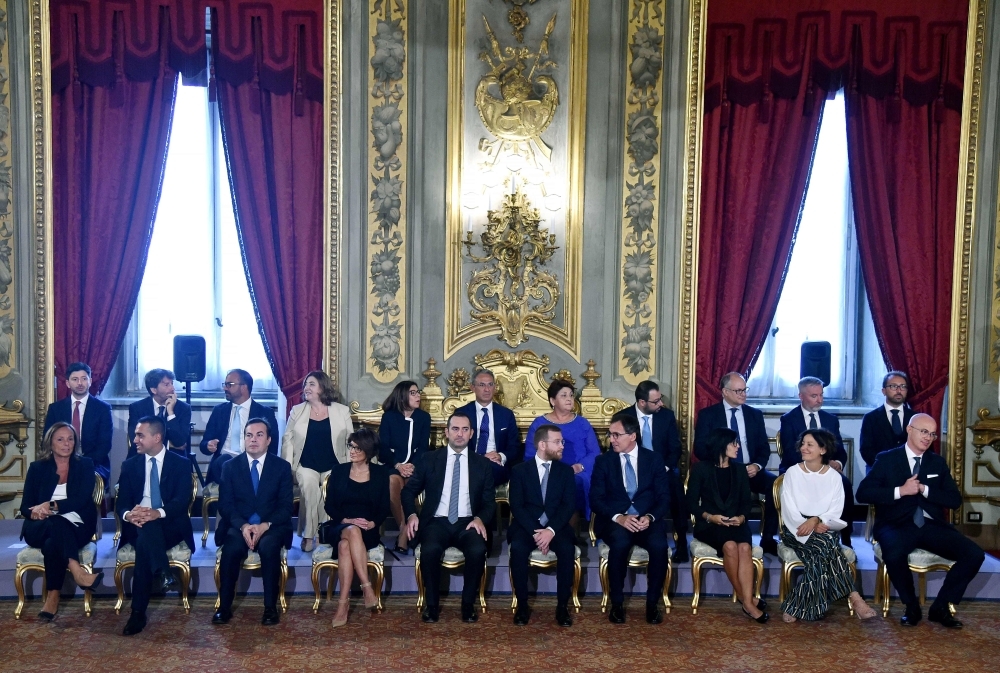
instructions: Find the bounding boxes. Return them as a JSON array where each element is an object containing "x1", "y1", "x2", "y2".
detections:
[
  {"x1": 419, "y1": 516, "x2": 488, "y2": 608},
  {"x1": 839, "y1": 472, "x2": 855, "y2": 546},
  {"x1": 207, "y1": 453, "x2": 237, "y2": 486},
  {"x1": 666, "y1": 470, "x2": 690, "y2": 542},
  {"x1": 130, "y1": 519, "x2": 183, "y2": 615},
  {"x1": 508, "y1": 525, "x2": 576, "y2": 609},
  {"x1": 218, "y1": 527, "x2": 285, "y2": 612},
  {"x1": 747, "y1": 469, "x2": 778, "y2": 541},
  {"x1": 22, "y1": 516, "x2": 91, "y2": 590},
  {"x1": 878, "y1": 519, "x2": 985, "y2": 611},
  {"x1": 605, "y1": 519, "x2": 671, "y2": 606}
]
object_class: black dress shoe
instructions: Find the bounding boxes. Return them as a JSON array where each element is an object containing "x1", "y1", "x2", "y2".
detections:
[
  {"x1": 645, "y1": 604, "x2": 663, "y2": 624},
  {"x1": 212, "y1": 609, "x2": 233, "y2": 625},
  {"x1": 741, "y1": 606, "x2": 769, "y2": 624},
  {"x1": 755, "y1": 598, "x2": 768, "y2": 611},
  {"x1": 928, "y1": 609, "x2": 963, "y2": 629},
  {"x1": 900, "y1": 607, "x2": 922, "y2": 627},
  {"x1": 122, "y1": 612, "x2": 147, "y2": 636},
  {"x1": 608, "y1": 604, "x2": 626, "y2": 624},
  {"x1": 422, "y1": 605, "x2": 440, "y2": 623},
  {"x1": 556, "y1": 605, "x2": 573, "y2": 627},
  {"x1": 461, "y1": 602, "x2": 478, "y2": 623},
  {"x1": 761, "y1": 539, "x2": 778, "y2": 556},
  {"x1": 513, "y1": 606, "x2": 531, "y2": 626},
  {"x1": 261, "y1": 608, "x2": 280, "y2": 625},
  {"x1": 154, "y1": 570, "x2": 178, "y2": 593},
  {"x1": 37, "y1": 611, "x2": 56, "y2": 623},
  {"x1": 672, "y1": 546, "x2": 690, "y2": 564}
]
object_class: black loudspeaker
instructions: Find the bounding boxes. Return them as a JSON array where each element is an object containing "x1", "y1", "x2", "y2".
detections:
[
  {"x1": 800, "y1": 341, "x2": 831, "y2": 386},
  {"x1": 173, "y1": 335, "x2": 206, "y2": 383}
]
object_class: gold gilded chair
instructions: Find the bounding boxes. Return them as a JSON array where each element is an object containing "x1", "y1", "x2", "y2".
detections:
[
  {"x1": 689, "y1": 538, "x2": 763, "y2": 614},
  {"x1": 202, "y1": 480, "x2": 302, "y2": 545},
  {"x1": 114, "y1": 473, "x2": 198, "y2": 614},
  {"x1": 414, "y1": 544, "x2": 488, "y2": 612},
  {"x1": 14, "y1": 473, "x2": 104, "y2": 618},
  {"x1": 213, "y1": 546, "x2": 290, "y2": 613},
  {"x1": 494, "y1": 482, "x2": 510, "y2": 534},
  {"x1": 597, "y1": 543, "x2": 672, "y2": 613},
  {"x1": 509, "y1": 545, "x2": 583, "y2": 613}
]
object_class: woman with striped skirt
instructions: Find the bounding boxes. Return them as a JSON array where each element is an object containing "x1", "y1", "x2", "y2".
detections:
[{"x1": 779, "y1": 429, "x2": 877, "y2": 622}]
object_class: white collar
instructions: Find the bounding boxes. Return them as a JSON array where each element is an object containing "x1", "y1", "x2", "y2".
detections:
[
  {"x1": 477, "y1": 401, "x2": 494, "y2": 412},
  {"x1": 619, "y1": 444, "x2": 639, "y2": 460},
  {"x1": 534, "y1": 454, "x2": 551, "y2": 469},
  {"x1": 635, "y1": 405, "x2": 652, "y2": 421},
  {"x1": 904, "y1": 444, "x2": 926, "y2": 462},
  {"x1": 884, "y1": 402, "x2": 904, "y2": 413},
  {"x1": 144, "y1": 446, "x2": 166, "y2": 463},
  {"x1": 246, "y1": 451, "x2": 267, "y2": 468}
]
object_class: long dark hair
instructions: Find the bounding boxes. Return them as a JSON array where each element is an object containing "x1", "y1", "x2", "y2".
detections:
[{"x1": 704, "y1": 427, "x2": 738, "y2": 466}]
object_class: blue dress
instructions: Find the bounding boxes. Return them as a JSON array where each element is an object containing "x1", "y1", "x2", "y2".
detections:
[{"x1": 525, "y1": 415, "x2": 601, "y2": 518}]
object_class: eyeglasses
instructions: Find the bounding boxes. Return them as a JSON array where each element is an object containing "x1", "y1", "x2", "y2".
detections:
[
  {"x1": 347, "y1": 443, "x2": 363, "y2": 452},
  {"x1": 607, "y1": 432, "x2": 633, "y2": 440},
  {"x1": 222, "y1": 382, "x2": 242, "y2": 388},
  {"x1": 912, "y1": 428, "x2": 938, "y2": 440},
  {"x1": 646, "y1": 397, "x2": 663, "y2": 406},
  {"x1": 885, "y1": 384, "x2": 908, "y2": 391},
  {"x1": 474, "y1": 381, "x2": 495, "y2": 388},
  {"x1": 725, "y1": 388, "x2": 748, "y2": 395}
]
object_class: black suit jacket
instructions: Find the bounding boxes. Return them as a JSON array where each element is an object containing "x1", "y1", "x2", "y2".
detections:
[
  {"x1": 115, "y1": 450, "x2": 195, "y2": 551},
  {"x1": 324, "y1": 462, "x2": 391, "y2": 527},
  {"x1": 216, "y1": 453, "x2": 294, "y2": 549},
  {"x1": 507, "y1": 458, "x2": 576, "y2": 541},
  {"x1": 127, "y1": 396, "x2": 193, "y2": 458},
  {"x1": 778, "y1": 406, "x2": 847, "y2": 473},
  {"x1": 20, "y1": 456, "x2": 98, "y2": 544},
  {"x1": 378, "y1": 408, "x2": 432, "y2": 466},
  {"x1": 199, "y1": 400, "x2": 279, "y2": 471},
  {"x1": 694, "y1": 402, "x2": 771, "y2": 467},
  {"x1": 459, "y1": 400, "x2": 523, "y2": 465},
  {"x1": 856, "y1": 445, "x2": 961, "y2": 537},
  {"x1": 859, "y1": 405, "x2": 914, "y2": 467},
  {"x1": 589, "y1": 448, "x2": 670, "y2": 540},
  {"x1": 686, "y1": 460, "x2": 753, "y2": 538},
  {"x1": 44, "y1": 396, "x2": 113, "y2": 478},
  {"x1": 620, "y1": 404, "x2": 681, "y2": 470},
  {"x1": 401, "y1": 447, "x2": 496, "y2": 528}
]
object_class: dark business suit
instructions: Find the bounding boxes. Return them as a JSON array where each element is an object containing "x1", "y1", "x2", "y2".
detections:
[
  {"x1": 507, "y1": 458, "x2": 577, "y2": 608},
  {"x1": 856, "y1": 446, "x2": 984, "y2": 612},
  {"x1": 378, "y1": 408, "x2": 432, "y2": 468},
  {"x1": 127, "y1": 396, "x2": 193, "y2": 458},
  {"x1": 589, "y1": 448, "x2": 671, "y2": 607},
  {"x1": 199, "y1": 400, "x2": 279, "y2": 484},
  {"x1": 324, "y1": 462, "x2": 391, "y2": 550},
  {"x1": 402, "y1": 447, "x2": 496, "y2": 608},
  {"x1": 687, "y1": 460, "x2": 754, "y2": 553},
  {"x1": 116, "y1": 451, "x2": 195, "y2": 615},
  {"x1": 460, "y1": 400, "x2": 522, "y2": 486},
  {"x1": 216, "y1": 453, "x2": 294, "y2": 612},
  {"x1": 859, "y1": 404, "x2": 914, "y2": 468},
  {"x1": 44, "y1": 396, "x2": 113, "y2": 484}
]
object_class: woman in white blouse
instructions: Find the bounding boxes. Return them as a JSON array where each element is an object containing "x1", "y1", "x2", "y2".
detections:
[{"x1": 779, "y1": 428, "x2": 876, "y2": 622}]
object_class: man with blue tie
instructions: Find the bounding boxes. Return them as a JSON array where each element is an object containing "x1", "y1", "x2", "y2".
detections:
[
  {"x1": 459, "y1": 369, "x2": 522, "y2": 486},
  {"x1": 127, "y1": 369, "x2": 192, "y2": 458},
  {"x1": 213, "y1": 418, "x2": 293, "y2": 626},
  {"x1": 590, "y1": 411, "x2": 671, "y2": 625}
]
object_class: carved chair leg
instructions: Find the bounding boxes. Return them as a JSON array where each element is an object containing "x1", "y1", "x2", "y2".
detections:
[{"x1": 572, "y1": 558, "x2": 582, "y2": 612}]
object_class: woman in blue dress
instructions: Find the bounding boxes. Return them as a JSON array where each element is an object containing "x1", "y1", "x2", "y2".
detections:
[{"x1": 525, "y1": 379, "x2": 601, "y2": 523}]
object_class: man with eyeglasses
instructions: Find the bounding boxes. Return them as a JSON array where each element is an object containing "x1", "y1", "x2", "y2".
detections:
[
  {"x1": 694, "y1": 372, "x2": 778, "y2": 555},
  {"x1": 857, "y1": 414, "x2": 984, "y2": 629},
  {"x1": 200, "y1": 369, "x2": 279, "y2": 485},
  {"x1": 458, "y1": 369, "x2": 522, "y2": 486},
  {"x1": 860, "y1": 371, "x2": 915, "y2": 471}
]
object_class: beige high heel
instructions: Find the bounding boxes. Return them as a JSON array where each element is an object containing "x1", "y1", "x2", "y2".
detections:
[
  {"x1": 331, "y1": 598, "x2": 350, "y2": 628},
  {"x1": 361, "y1": 582, "x2": 377, "y2": 610},
  {"x1": 849, "y1": 592, "x2": 877, "y2": 620}
]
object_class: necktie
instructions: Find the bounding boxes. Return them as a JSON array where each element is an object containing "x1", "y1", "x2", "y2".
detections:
[
  {"x1": 730, "y1": 408, "x2": 748, "y2": 463},
  {"x1": 157, "y1": 405, "x2": 166, "y2": 420},
  {"x1": 912, "y1": 456, "x2": 924, "y2": 527},
  {"x1": 228, "y1": 404, "x2": 242, "y2": 452},
  {"x1": 641, "y1": 416, "x2": 652, "y2": 451},
  {"x1": 249, "y1": 459, "x2": 261, "y2": 524},
  {"x1": 809, "y1": 412, "x2": 818, "y2": 430},
  {"x1": 476, "y1": 407, "x2": 490, "y2": 454},
  {"x1": 539, "y1": 462, "x2": 550, "y2": 527},
  {"x1": 149, "y1": 458, "x2": 162, "y2": 509},
  {"x1": 891, "y1": 409, "x2": 902, "y2": 435},
  {"x1": 72, "y1": 400, "x2": 81, "y2": 437},
  {"x1": 448, "y1": 453, "x2": 461, "y2": 523},
  {"x1": 624, "y1": 454, "x2": 638, "y2": 515}
]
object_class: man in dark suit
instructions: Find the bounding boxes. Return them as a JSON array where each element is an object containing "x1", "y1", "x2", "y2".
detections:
[
  {"x1": 590, "y1": 411, "x2": 671, "y2": 625},
  {"x1": 127, "y1": 368, "x2": 192, "y2": 458},
  {"x1": 694, "y1": 372, "x2": 778, "y2": 555},
  {"x1": 115, "y1": 416, "x2": 195, "y2": 636},
  {"x1": 402, "y1": 411, "x2": 496, "y2": 624},
  {"x1": 213, "y1": 418, "x2": 293, "y2": 626},
  {"x1": 857, "y1": 414, "x2": 984, "y2": 628},
  {"x1": 860, "y1": 371, "x2": 915, "y2": 470},
  {"x1": 620, "y1": 380, "x2": 689, "y2": 562},
  {"x1": 199, "y1": 369, "x2": 279, "y2": 485},
  {"x1": 508, "y1": 423, "x2": 576, "y2": 627},
  {"x1": 778, "y1": 376, "x2": 854, "y2": 546},
  {"x1": 459, "y1": 369, "x2": 522, "y2": 486},
  {"x1": 43, "y1": 362, "x2": 113, "y2": 484}
]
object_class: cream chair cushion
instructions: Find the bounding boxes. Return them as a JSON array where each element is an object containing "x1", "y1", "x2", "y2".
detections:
[
  {"x1": 18, "y1": 541, "x2": 97, "y2": 567},
  {"x1": 312, "y1": 543, "x2": 385, "y2": 564},
  {"x1": 204, "y1": 482, "x2": 220, "y2": 498},
  {"x1": 117, "y1": 541, "x2": 192, "y2": 564},
  {"x1": 872, "y1": 543, "x2": 954, "y2": 569},
  {"x1": 215, "y1": 545, "x2": 288, "y2": 566},
  {"x1": 597, "y1": 543, "x2": 650, "y2": 563},
  {"x1": 690, "y1": 539, "x2": 764, "y2": 560},
  {"x1": 414, "y1": 544, "x2": 466, "y2": 563},
  {"x1": 530, "y1": 546, "x2": 582, "y2": 563}
]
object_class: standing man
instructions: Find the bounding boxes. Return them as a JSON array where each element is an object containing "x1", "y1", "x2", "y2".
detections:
[
  {"x1": 43, "y1": 362, "x2": 113, "y2": 485},
  {"x1": 620, "y1": 381, "x2": 689, "y2": 562},
  {"x1": 127, "y1": 369, "x2": 192, "y2": 458},
  {"x1": 402, "y1": 411, "x2": 495, "y2": 624},
  {"x1": 857, "y1": 414, "x2": 984, "y2": 628},
  {"x1": 860, "y1": 371, "x2": 915, "y2": 470},
  {"x1": 200, "y1": 369, "x2": 279, "y2": 485},
  {"x1": 213, "y1": 418, "x2": 293, "y2": 626},
  {"x1": 115, "y1": 417, "x2": 195, "y2": 636},
  {"x1": 590, "y1": 411, "x2": 671, "y2": 625},
  {"x1": 694, "y1": 372, "x2": 778, "y2": 555},
  {"x1": 508, "y1": 424, "x2": 576, "y2": 627},
  {"x1": 459, "y1": 369, "x2": 522, "y2": 486}
]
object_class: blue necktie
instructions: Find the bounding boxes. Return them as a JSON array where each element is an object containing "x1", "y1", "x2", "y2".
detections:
[
  {"x1": 448, "y1": 453, "x2": 461, "y2": 524},
  {"x1": 539, "y1": 462, "x2": 550, "y2": 527},
  {"x1": 641, "y1": 416, "x2": 652, "y2": 451},
  {"x1": 912, "y1": 456, "x2": 924, "y2": 528},
  {"x1": 891, "y1": 409, "x2": 902, "y2": 435},
  {"x1": 809, "y1": 412, "x2": 818, "y2": 430},
  {"x1": 148, "y1": 458, "x2": 162, "y2": 509},
  {"x1": 624, "y1": 454, "x2": 638, "y2": 515},
  {"x1": 249, "y1": 459, "x2": 261, "y2": 525},
  {"x1": 477, "y1": 407, "x2": 490, "y2": 455},
  {"x1": 228, "y1": 404, "x2": 242, "y2": 452},
  {"x1": 730, "y1": 408, "x2": 749, "y2": 463}
]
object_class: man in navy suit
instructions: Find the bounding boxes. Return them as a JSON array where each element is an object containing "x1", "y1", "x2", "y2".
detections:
[
  {"x1": 43, "y1": 362, "x2": 113, "y2": 484},
  {"x1": 459, "y1": 369, "x2": 522, "y2": 486},
  {"x1": 508, "y1": 424, "x2": 577, "y2": 627},
  {"x1": 127, "y1": 369, "x2": 192, "y2": 458},
  {"x1": 590, "y1": 411, "x2": 671, "y2": 625},
  {"x1": 857, "y1": 414, "x2": 984, "y2": 628},
  {"x1": 694, "y1": 372, "x2": 778, "y2": 555},
  {"x1": 116, "y1": 416, "x2": 195, "y2": 636},
  {"x1": 620, "y1": 380, "x2": 689, "y2": 562},
  {"x1": 860, "y1": 371, "x2": 915, "y2": 470},
  {"x1": 778, "y1": 376, "x2": 854, "y2": 546},
  {"x1": 213, "y1": 418, "x2": 293, "y2": 626},
  {"x1": 199, "y1": 369, "x2": 279, "y2": 485}
]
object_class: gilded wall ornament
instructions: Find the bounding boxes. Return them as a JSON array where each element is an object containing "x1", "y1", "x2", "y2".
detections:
[
  {"x1": 0, "y1": 3, "x2": 15, "y2": 380},
  {"x1": 501, "y1": 0, "x2": 540, "y2": 42},
  {"x1": 446, "y1": 367, "x2": 472, "y2": 397}
]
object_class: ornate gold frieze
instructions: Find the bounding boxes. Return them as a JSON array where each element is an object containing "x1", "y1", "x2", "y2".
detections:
[
  {"x1": 0, "y1": 400, "x2": 29, "y2": 482},
  {"x1": 324, "y1": 1, "x2": 343, "y2": 387},
  {"x1": 0, "y1": 2, "x2": 14, "y2": 383}
]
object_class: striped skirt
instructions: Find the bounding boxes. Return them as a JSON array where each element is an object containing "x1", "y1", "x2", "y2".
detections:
[{"x1": 779, "y1": 526, "x2": 855, "y2": 620}]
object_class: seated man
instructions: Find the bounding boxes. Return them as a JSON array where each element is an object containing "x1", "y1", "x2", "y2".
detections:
[
  {"x1": 43, "y1": 361, "x2": 113, "y2": 485},
  {"x1": 459, "y1": 369, "x2": 522, "y2": 486},
  {"x1": 213, "y1": 418, "x2": 293, "y2": 626},
  {"x1": 508, "y1": 423, "x2": 576, "y2": 627},
  {"x1": 128, "y1": 368, "x2": 192, "y2": 458},
  {"x1": 402, "y1": 411, "x2": 495, "y2": 624},
  {"x1": 200, "y1": 369, "x2": 279, "y2": 485},
  {"x1": 116, "y1": 416, "x2": 195, "y2": 636},
  {"x1": 590, "y1": 411, "x2": 671, "y2": 625},
  {"x1": 857, "y1": 414, "x2": 985, "y2": 628}
]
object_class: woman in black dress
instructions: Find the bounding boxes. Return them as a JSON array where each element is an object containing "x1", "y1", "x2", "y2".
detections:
[
  {"x1": 325, "y1": 427, "x2": 390, "y2": 627},
  {"x1": 378, "y1": 380, "x2": 431, "y2": 552},
  {"x1": 687, "y1": 427, "x2": 768, "y2": 623}
]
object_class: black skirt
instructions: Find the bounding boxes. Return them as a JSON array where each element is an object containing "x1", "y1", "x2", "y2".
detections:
[{"x1": 694, "y1": 522, "x2": 752, "y2": 556}]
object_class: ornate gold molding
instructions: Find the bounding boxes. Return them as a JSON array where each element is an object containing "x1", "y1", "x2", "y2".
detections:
[
  {"x1": 324, "y1": 1, "x2": 343, "y2": 387},
  {"x1": 0, "y1": 1, "x2": 14, "y2": 383},
  {"x1": 0, "y1": 400, "x2": 29, "y2": 481}
]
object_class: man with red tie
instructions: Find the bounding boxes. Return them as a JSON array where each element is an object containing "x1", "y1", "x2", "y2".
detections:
[{"x1": 43, "y1": 362, "x2": 113, "y2": 485}]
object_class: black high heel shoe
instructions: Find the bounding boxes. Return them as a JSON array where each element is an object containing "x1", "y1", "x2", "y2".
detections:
[
  {"x1": 80, "y1": 570, "x2": 105, "y2": 591},
  {"x1": 37, "y1": 610, "x2": 56, "y2": 622},
  {"x1": 742, "y1": 605, "x2": 769, "y2": 624}
]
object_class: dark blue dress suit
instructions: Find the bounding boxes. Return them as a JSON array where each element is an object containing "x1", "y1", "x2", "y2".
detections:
[
  {"x1": 44, "y1": 395, "x2": 113, "y2": 484},
  {"x1": 459, "y1": 400, "x2": 522, "y2": 485},
  {"x1": 859, "y1": 404, "x2": 914, "y2": 468},
  {"x1": 127, "y1": 396, "x2": 192, "y2": 458},
  {"x1": 198, "y1": 400, "x2": 279, "y2": 484},
  {"x1": 378, "y1": 408, "x2": 432, "y2": 470}
]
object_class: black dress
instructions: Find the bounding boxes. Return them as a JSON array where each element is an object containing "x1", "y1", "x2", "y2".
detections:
[
  {"x1": 687, "y1": 461, "x2": 753, "y2": 555},
  {"x1": 300, "y1": 418, "x2": 337, "y2": 473},
  {"x1": 378, "y1": 408, "x2": 432, "y2": 476},
  {"x1": 324, "y1": 462, "x2": 392, "y2": 550}
]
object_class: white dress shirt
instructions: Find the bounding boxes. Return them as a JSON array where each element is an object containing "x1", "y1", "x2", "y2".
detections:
[
  {"x1": 723, "y1": 402, "x2": 752, "y2": 465},
  {"x1": 801, "y1": 406, "x2": 821, "y2": 430},
  {"x1": 71, "y1": 393, "x2": 90, "y2": 428},
  {"x1": 884, "y1": 402, "x2": 905, "y2": 427},
  {"x1": 222, "y1": 398, "x2": 254, "y2": 455},
  {"x1": 894, "y1": 444, "x2": 931, "y2": 509},
  {"x1": 434, "y1": 446, "x2": 472, "y2": 519},
  {"x1": 476, "y1": 402, "x2": 507, "y2": 464},
  {"x1": 126, "y1": 447, "x2": 168, "y2": 520},
  {"x1": 50, "y1": 483, "x2": 84, "y2": 525}
]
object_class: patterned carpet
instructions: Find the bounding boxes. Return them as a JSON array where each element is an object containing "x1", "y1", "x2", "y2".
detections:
[{"x1": 2, "y1": 596, "x2": 998, "y2": 672}]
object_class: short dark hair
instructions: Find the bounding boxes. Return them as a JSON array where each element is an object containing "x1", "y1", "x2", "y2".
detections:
[
  {"x1": 533, "y1": 423, "x2": 562, "y2": 445},
  {"x1": 447, "y1": 410, "x2": 472, "y2": 429},
  {"x1": 704, "y1": 427, "x2": 739, "y2": 466},
  {"x1": 610, "y1": 410, "x2": 640, "y2": 437},
  {"x1": 796, "y1": 428, "x2": 836, "y2": 464},
  {"x1": 882, "y1": 370, "x2": 909, "y2": 389},
  {"x1": 304, "y1": 370, "x2": 339, "y2": 405},
  {"x1": 473, "y1": 369, "x2": 495, "y2": 383},
  {"x1": 245, "y1": 417, "x2": 272, "y2": 438},
  {"x1": 65, "y1": 362, "x2": 92, "y2": 379},
  {"x1": 347, "y1": 427, "x2": 379, "y2": 463},
  {"x1": 383, "y1": 380, "x2": 419, "y2": 414},
  {"x1": 546, "y1": 379, "x2": 575, "y2": 406},
  {"x1": 137, "y1": 415, "x2": 166, "y2": 441},
  {"x1": 228, "y1": 368, "x2": 254, "y2": 394},
  {"x1": 634, "y1": 380, "x2": 659, "y2": 403},
  {"x1": 144, "y1": 368, "x2": 174, "y2": 396}
]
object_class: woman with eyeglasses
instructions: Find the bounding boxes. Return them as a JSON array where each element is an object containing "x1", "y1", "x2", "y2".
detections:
[
  {"x1": 378, "y1": 380, "x2": 431, "y2": 553},
  {"x1": 324, "y1": 428, "x2": 390, "y2": 627}
]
